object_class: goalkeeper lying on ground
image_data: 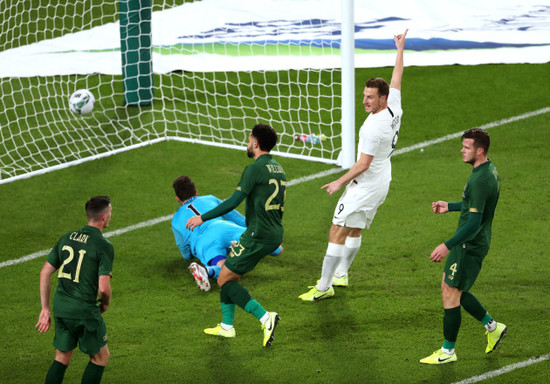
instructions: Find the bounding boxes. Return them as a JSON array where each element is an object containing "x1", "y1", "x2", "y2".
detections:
[{"x1": 171, "y1": 175, "x2": 282, "y2": 291}]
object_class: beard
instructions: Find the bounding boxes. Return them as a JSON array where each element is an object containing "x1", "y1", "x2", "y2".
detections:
[{"x1": 247, "y1": 146, "x2": 254, "y2": 158}]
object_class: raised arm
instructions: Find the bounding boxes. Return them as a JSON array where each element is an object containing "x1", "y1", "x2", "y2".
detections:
[{"x1": 389, "y1": 29, "x2": 408, "y2": 90}]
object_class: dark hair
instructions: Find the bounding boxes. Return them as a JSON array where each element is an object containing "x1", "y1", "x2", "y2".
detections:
[
  {"x1": 85, "y1": 196, "x2": 111, "y2": 220},
  {"x1": 251, "y1": 124, "x2": 278, "y2": 152},
  {"x1": 173, "y1": 175, "x2": 197, "y2": 202},
  {"x1": 365, "y1": 77, "x2": 390, "y2": 98},
  {"x1": 462, "y1": 128, "x2": 490, "y2": 154}
]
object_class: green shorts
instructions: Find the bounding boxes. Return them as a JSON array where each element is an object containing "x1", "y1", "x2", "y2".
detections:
[
  {"x1": 53, "y1": 313, "x2": 107, "y2": 355},
  {"x1": 225, "y1": 237, "x2": 279, "y2": 276},
  {"x1": 444, "y1": 243, "x2": 487, "y2": 292}
]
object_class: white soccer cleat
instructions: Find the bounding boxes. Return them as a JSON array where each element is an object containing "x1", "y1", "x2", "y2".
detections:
[{"x1": 189, "y1": 262, "x2": 211, "y2": 292}]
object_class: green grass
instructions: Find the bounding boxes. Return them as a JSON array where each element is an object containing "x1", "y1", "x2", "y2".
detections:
[
  {"x1": 1, "y1": 3, "x2": 549, "y2": 380},
  {"x1": 0, "y1": 93, "x2": 549, "y2": 383}
]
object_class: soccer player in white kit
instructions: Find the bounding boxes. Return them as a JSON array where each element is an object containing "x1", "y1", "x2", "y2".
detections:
[{"x1": 299, "y1": 29, "x2": 408, "y2": 301}]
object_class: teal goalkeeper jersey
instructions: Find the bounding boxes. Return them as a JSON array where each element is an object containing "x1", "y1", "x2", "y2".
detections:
[
  {"x1": 47, "y1": 225, "x2": 114, "y2": 319},
  {"x1": 456, "y1": 160, "x2": 500, "y2": 253},
  {"x1": 236, "y1": 154, "x2": 286, "y2": 243}
]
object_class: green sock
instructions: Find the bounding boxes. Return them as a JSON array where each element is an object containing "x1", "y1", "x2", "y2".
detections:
[
  {"x1": 244, "y1": 299, "x2": 268, "y2": 321},
  {"x1": 460, "y1": 291, "x2": 487, "y2": 322},
  {"x1": 481, "y1": 313, "x2": 494, "y2": 326},
  {"x1": 45, "y1": 360, "x2": 67, "y2": 384},
  {"x1": 443, "y1": 306, "x2": 461, "y2": 346},
  {"x1": 81, "y1": 362, "x2": 105, "y2": 384},
  {"x1": 220, "y1": 302, "x2": 236, "y2": 326},
  {"x1": 221, "y1": 281, "x2": 252, "y2": 309},
  {"x1": 442, "y1": 340, "x2": 456, "y2": 351}
]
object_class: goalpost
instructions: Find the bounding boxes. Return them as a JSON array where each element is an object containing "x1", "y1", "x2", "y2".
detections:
[{"x1": 0, "y1": 0, "x2": 355, "y2": 184}]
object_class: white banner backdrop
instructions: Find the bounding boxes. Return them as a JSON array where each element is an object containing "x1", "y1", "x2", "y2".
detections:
[{"x1": 0, "y1": 0, "x2": 548, "y2": 76}]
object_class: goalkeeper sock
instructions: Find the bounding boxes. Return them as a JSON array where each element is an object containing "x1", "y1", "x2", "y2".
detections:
[{"x1": 207, "y1": 266, "x2": 221, "y2": 279}]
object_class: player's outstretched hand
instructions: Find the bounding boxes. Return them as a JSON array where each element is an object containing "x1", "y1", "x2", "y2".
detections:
[
  {"x1": 186, "y1": 215, "x2": 204, "y2": 231},
  {"x1": 35, "y1": 309, "x2": 51, "y2": 333},
  {"x1": 394, "y1": 29, "x2": 408, "y2": 50}
]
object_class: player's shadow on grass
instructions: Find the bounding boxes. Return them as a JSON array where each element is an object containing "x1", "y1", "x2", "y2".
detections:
[
  {"x1": 314, "y1": 290, "x2": 361, "y2": 342},
  {"x1": 162, "y1": 258, "x2": 187, "y2": 282}
]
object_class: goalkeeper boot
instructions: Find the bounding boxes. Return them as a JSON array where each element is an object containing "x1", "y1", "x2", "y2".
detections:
[
  {"x1": 332, "y1": 275, "x2": 349, "y2": 287},
  {"x1": 262, "y1": 312, "x2": 280, "y2": 347},
  {"x1": 419, "y1": 349, "x2": 457, "y2": 364},
  {"x1": 486, "y1": 322, "x2": 507, "y2": 354},
  {"x1": 298, "y1": 286, "x2": 335, "y2": 301},
  {"x1": 189, "y1": 262, "x2": 211, "y2": 292},
  {"x1": 204, "y1": 324, "x2": 235, "y2": 338}
]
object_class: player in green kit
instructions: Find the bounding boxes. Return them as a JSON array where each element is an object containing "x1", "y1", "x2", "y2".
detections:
[
  {"x1": 186, "y1": 123, "x2": 285, "y2": 347},
  {"x1": 420, "y1": 129, "x2": 507, "y2": 364},
  {"x1": 36, "y1": 196, "x2": 114, "y2": 383}
]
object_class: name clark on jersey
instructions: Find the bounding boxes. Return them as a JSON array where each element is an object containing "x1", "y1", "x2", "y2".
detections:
[{"x1": 70, "y1": 232, "x2": 89, "y2": 244}]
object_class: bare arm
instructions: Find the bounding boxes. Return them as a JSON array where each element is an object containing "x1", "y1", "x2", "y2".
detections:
[
  {"x1": 36, "y1": 261, "x2": 56, "y2": 333},
  {"x1": 322, "y1": 153, "x2": 374, "y2": 196},
  {"x1": 389, "y1": 29, "x2": 408, "y2": 90},
  {"x1": 98, "y1": 275, "x2": 112, "y2": 314}
]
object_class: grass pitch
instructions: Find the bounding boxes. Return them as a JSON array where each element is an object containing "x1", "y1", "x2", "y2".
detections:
[{"x1": 0, "y1": 61, "x2": 549, "y2": 383}]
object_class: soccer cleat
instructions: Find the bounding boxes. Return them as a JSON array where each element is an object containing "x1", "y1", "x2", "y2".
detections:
[
  {"x1": 486, "y1": 322, "x2": 507, "y2": 354},
  {"x1": 298, "y1": 286, "x2": 335, "y2": 301},
  {"x1": 419, "y1": 349, "x2": 457, "y2": 364},
  {"x1": 189, "y1": 262, "x2": 211, "y2": 292},
  {"x1": 262, "y1": 312, "x2": 280, "y2": 347},
  {"x1": 332, "y1": 275, "x2": 349, "y2": 287},
  {"x1": 203, "y1": 324, "x2": 235, "y2": 338}
]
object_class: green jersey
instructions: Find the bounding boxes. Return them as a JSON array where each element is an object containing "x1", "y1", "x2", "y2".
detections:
[
  {"x1": 236, "y1": 154, "x2": 286, "y2": 243},
  {"x1": 47, "y1": 225, "x2": 114, "y2": 319},
  {"x1": 456, "y1": 160, "x2": 500, "y2": 253}
]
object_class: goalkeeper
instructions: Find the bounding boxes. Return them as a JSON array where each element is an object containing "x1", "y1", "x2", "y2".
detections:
[{"x1": 171, "y1": 175, "x2": 282, "y2": 292}]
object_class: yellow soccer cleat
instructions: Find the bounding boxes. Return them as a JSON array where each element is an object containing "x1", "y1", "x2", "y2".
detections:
[
  {"x1": 203, "y1": 324, "x2": 235, "y2": 338},
  {"x1": 486, "y1": 322, "x2": 507, "y2": 354},
  {"x1": 332, "y1": 275, "x2": 349, "y2": 287},
  {"x1": 262, "y1": 312, "x2": 280, "y2": 347},
  {"x1": 298, "y1": 286, "x2": 335, "y2": 301},
  {"x1": 420, "y1": 349, "x2": 457, "y2": 364}
]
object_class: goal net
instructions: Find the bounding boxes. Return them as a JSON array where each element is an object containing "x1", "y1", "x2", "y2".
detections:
[{"x1": 0, "y1": 0, "x2": 348, "y2": 184}]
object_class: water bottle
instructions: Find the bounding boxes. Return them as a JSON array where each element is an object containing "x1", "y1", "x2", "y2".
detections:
[{"x1": 295, "y1": 134, "x2": 327, "y2": 144}]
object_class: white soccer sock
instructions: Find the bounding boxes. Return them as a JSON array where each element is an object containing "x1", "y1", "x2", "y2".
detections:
[
  {"x1": 220, "y1": 323, "x2": 234, "y2": 330},
  {"x1": 259, "y1": 312, "x2": 270, "y2": 324},
  {"x1": 442, "y1": 347, "x2": 455, "y2": 355},
  {"x1": 317, "y1": 243, "x2": 345, "y2": 291},
  {"x1": 485, "y1": 319, "x2": 497, "y2": 332},
  {"x1": 334, "y1": 236, "x2": 362, "y2": 278}
]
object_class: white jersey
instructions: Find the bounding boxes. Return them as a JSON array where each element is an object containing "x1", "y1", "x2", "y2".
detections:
[{"x1": 354, "y1": 88, "x2": 402, "y2": 187}]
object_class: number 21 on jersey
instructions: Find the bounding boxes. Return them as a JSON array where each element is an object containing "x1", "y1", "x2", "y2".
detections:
[{"x1": 58, "y1": 245, "x2": 86, "y2": 283}]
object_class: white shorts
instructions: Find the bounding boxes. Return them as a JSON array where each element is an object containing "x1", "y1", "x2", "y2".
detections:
[{"x1": 332, "y1": 180, "x2": 390, "y2": 229}]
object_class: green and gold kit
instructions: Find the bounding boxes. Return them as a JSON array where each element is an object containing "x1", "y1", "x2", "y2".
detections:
[{"x1": 47, "y1": 225, "x2": 114, "y2": 319}]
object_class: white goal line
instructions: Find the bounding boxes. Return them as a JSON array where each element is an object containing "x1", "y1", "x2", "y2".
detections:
[{"x1": 1, "y1": 106, "x2": 548, "y2": 270}]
